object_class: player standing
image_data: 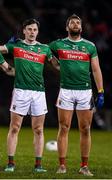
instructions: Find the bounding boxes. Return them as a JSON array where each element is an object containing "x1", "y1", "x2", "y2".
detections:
[
  {"x1": 50, "y1": 14, "x2": 104, "y2": 176},
  {"x1": 0, "y1": 18, "x2": 53, "y2": 172}
]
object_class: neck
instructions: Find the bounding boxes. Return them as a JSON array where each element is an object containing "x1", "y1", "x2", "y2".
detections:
[
  {"x1": 24, "y1": 39, "x2": 37, "y2": 45},
  {"x1": 68, "y1": 34, "x2": 81, "y2": 41}
]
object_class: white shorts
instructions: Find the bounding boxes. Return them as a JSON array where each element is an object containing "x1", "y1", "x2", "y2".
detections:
[
  {"x1": 10, "y1": 88, "x2": 48, "y2": 116},
  {"x1": 56, "y1": 88, "x2": 94, "y2": 110}
]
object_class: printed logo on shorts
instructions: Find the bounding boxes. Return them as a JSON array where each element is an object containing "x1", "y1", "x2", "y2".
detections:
[
  {"x1": 59, "y1": 99, "x2": 62, "y2": 105},
  {"x1": 12, "y1": 105, "x2": 16, "y2": 110}
]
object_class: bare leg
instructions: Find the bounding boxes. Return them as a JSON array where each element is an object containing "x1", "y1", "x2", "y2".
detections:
[
  {"x1": 76, "y1": 110, "x2": 93, "y2": 164},
  {"x1": 32, "y1": 115, "x2": 45, "y2": 157},
  {"x1": 5, "y1": 112, "x2": 23, "y2": 172},
  {"x1": 7, "y1": 112, "x2": 23, "y2": 156},
  {"x1": 32, "y1": 114, "x2": 47, "y2": 172},
  {"x1": 57, "y1": 108, "x2": 73, "y2": 166}
]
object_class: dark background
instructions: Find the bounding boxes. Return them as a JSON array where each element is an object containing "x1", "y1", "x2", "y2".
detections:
[{"x1": 0, "y1": 0, "x2": 112, "y2": 129}]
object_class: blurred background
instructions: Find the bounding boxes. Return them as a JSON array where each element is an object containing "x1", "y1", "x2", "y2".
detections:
[{"x1": 0, "y1": 0, "x2": 112, "y2": 130}]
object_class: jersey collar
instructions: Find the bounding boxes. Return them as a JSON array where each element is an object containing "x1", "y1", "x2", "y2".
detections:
[
  {"x1": 22, "y1": 40, "x2": 41, "y2": 45},
  {"x1": 66, "y1": 37, "x2": 83, "y2": 42}
]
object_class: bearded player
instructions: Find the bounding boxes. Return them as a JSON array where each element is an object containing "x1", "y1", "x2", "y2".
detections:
[{"x1": 50, "y1": 14, "x2": 104, "y2": 176}]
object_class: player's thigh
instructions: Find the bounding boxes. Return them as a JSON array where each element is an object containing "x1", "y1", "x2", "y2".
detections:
[
  {"x1": 76, "y1": 109, "x2": 93, "y2": 129},
  {"x1": 76, "y1": 90, "x2": 94, "y2": 110},
  {"x1": 31, "y1": 115, "x2": 45, "y2": 130},
  {"x1": 30, "y1": 91, "x2": 47, "y2": 116},
  {"x1": 58, "y1": 108, "x2": 74, "y2": 128},
  {"x1": 10, "y1": 111, "x2": 24, "y2": 129},
  {"x1": 10, "y1": 88, "x2": 31, "y2": 115},
  {"x1": 57, "y1": 88, "x2": 74, "y2": 110}
]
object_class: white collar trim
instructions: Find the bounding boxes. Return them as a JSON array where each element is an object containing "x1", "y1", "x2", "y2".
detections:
[{"x1": 66, "y1": 37, "x2": 83, "y2": 42}]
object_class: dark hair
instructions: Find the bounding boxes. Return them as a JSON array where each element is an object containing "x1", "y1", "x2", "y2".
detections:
[
  {"x1": 66, "y1": 14, "x2": 81, "y2": 27},
  {"x1": 22, "y1": 18, "x2": 40, "y2": 29}
]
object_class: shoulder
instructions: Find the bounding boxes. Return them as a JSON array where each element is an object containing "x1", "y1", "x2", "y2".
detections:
[
  {"x1": 82, "y1": 38, "x2": 96, "y2": 47},
  {"x1": 5, "y1": 39, "x2": 21, "y2": 49},
  {"x1": 49, "y1": 38, "x2": 66, "y2": 48},
  {"x1": 36, "y1": 42, "x2": 49, "y2": 48},
  {"x1": 55, "y1": 38, "x2": 67, "y2": 43}
]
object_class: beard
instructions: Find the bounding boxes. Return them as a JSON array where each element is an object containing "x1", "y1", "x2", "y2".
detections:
[{"x1": 69, "y1": 29, "x2": 81, "y2": 37}]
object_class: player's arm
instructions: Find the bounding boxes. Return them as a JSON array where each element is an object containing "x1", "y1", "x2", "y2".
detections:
[
  {"x1": 91, "y1": 56, "x2": 104, "y2": 108},
  {"x1": 48, "y1": 42, "x2": 60, "y2": 71},
  {"x1": 50, "y1": 56, "x2": 60, "y2": 71},
  {"x1": 47, "y1": 45, "x2": 60, "y2": 71},
  {"x1": 1, "y1": 62, "x2": 15, "y2": 76},
  {"x1": 0, "y1": 45, "x2": 8, "y2": 54},
  {"x1": 91, "y1": 56, "x2": 103, "y2": 92},
  {"x1": 0, "y1": 53, "x2": 15, "y2": 76}
]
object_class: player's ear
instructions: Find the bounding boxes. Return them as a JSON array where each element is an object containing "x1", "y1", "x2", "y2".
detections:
[
  {"x1": 23, "y1": 29, "x2": 25, "y2": 35},
  {"x1": 66, "y1": 26, "x2": 69, "y2": 32}
]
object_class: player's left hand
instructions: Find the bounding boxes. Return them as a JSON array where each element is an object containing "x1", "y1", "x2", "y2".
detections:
[
  {"x1": 96, "y1": 92, "x2": 104, "y2": 108},
  {"x1": 8, "y1": 36, "x2": 21, "y2": 43}
]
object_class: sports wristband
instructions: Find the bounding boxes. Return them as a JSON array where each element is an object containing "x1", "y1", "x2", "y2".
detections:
[{"x1": 98, "y1": 88, "x2": 104, "y2": 93}]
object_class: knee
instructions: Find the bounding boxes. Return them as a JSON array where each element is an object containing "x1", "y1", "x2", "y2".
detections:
[
  {"x1": 80, "y1": 125, "x2": 90, "y2": 136},
  {"x1": 33, "y1": 126, "x2": 43, "y2": 136},
  {"x1": 59, "y1": 124, "x2": 70, "y2": 135},
  {"x1": 10, "y1": 124, "x2": 20, "y2": 134}
]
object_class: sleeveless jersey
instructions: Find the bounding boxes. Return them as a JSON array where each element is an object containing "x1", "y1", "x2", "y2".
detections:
[
  {"x1": 5, "y1": 40, "x2": 52, "y2": 91},
  {"x1": 50, "y1": 37, "x2": 98, "y2": 90}
]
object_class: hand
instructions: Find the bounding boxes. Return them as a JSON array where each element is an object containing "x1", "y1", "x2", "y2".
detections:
[
  {"x1": 6, "y1": 65, "x2": 15, "y2": 76},
  {"x1": 8, "y1": 36, "x2": 17, "y2": 43},
  {"x1": 8, "y1": 36, "x2": 20, "y2": 43},
  {"x1": 96, "y1": 92, "x2": 104, "y2": 108},
  {"x1": 1, "y1": 62, "x2": 15, "y2": 76}
]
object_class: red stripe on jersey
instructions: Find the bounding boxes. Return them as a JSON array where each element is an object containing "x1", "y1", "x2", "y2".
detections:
[
  {"x1": 13, "y1": 47, "x2": 46, "y2": 64},
  {"x1": 58, "y1": 49, "x2": 90, "y2": 62}
]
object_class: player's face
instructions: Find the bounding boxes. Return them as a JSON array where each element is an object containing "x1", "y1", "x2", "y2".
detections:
[
  {"x1": 67, "y1": 18, "x2": 82, "y2": 36},
  {"x1": 23, "y1": 23, "x2": 39, "y2": 43}
]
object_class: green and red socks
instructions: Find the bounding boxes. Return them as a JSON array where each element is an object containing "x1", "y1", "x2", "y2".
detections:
[
  {"x1": 59, "y1": 157, "x2": 66, "y2": 167},
  {"x1": 80, "y1": 157, "x2": 88, "y2": 167},
  {"x1": 8, "y1": 156, "x2": 15, "y2": 166},
  {"x1": 35, "y1": 157, "x2": 42, "y2": 168}
]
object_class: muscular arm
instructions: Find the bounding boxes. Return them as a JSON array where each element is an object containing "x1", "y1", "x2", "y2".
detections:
[
  {"x1": 91, "y1": 56, "x2": 103, "y2": 91},
  {"x1": 50, "y1": 56, "x2": 60, "y2": 71},
  {"x1": 0, "y1": 45, "x2": 8, "y2": 54},
  {"x1": 0, "y1": 61, "x2": 15, "y2": 76}
]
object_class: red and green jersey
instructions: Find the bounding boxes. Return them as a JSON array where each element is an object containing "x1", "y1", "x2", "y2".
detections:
[
  {"x1": 50, "y1": 37, "x2": 98, "y2": 90},
  {"x1": 5, "y1": 40, "x2": 52, "y2": 91}
]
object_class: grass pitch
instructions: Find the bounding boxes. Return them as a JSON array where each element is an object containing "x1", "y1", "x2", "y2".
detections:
[{"x1": 0, "y1": 127, "x2": 112, "y2": 179}]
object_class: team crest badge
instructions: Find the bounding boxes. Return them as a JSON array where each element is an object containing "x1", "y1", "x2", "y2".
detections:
[
  {"x1": 12, "y1": 105, "x2": 16, "y2": 110},
  {"x1": 38, "y1": 48, "x2": 41, "y2": 53},
  {"x1": 57, "y1": 99, "x2": 62, "y2": 105},
  {"x1": 72, "y1": 45, "x2": 78, "y2": 50},
  {"x1": 82, "y1": 46, "x2": 86, "y2": 52}
]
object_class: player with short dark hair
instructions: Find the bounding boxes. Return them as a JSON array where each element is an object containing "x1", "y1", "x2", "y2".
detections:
[
  {"x1": 50, "y1": 14, "x2": 104, "y2": 176},
  {"x1": 22, "y1": 18, "x2": 40, "y2": 29},
  {"x1": 0, "y1": 18, "x2": 53, "y2": 172}
]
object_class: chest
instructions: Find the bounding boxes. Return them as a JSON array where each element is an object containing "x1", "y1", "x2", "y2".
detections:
[
  {"x1": 57, "y1": 42, "x2": 90, "y2": 62},
  {"x1": 13, "y1": 46, "x2": 47, "y2": 64}
]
